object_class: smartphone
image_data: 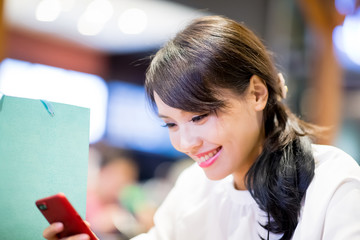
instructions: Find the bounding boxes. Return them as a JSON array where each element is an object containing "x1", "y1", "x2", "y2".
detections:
[{"x1": 35, "y1": 193, "x2": 97, "y2": 240}]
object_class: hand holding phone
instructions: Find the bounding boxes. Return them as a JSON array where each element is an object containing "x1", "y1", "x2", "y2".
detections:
[{"x1": 36, "y1": 193, "x2": 97, "y2": 240}]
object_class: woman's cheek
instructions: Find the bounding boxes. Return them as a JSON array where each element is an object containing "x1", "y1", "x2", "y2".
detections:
[
  {"x1": 169, "y1": 131, "x2": 181, "y2": 152},
  {"x1": 201, "y1": 119, "x2": 222, "y2": 141}
]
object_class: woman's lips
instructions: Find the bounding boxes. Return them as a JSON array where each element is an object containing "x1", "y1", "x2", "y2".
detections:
[{"x1": 194, "y1": 146, "x2": 222, "y2": 168}]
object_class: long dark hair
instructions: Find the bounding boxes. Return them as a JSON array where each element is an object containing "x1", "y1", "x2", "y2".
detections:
[{"x1": 145, "y1": 15, "x2": 319, "y2": 239}]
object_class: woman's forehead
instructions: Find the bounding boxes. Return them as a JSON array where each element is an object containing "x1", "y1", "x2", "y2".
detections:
[
  {"x1": 154, "y1": 89, "x2": 247, "y2": 115},
  {"x1": 154, "y1": 93, "x2": 190, "y2": 119}
]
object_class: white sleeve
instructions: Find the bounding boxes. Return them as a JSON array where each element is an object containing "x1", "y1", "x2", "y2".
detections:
[{"x1": 322, "y1": 180, "x2": 360, "y2": 239}]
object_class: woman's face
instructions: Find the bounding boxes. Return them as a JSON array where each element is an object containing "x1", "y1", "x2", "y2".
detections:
[{"x1": 154, "y1": 87, "x2": 266, "y2": 188}]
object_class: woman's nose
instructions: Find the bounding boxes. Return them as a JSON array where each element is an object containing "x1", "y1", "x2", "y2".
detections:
[{"x1": 176, "y1": 127, "x2": 202, "y2": 154}]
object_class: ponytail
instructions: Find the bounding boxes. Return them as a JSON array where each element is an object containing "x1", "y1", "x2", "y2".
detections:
[{"x1": 246, "y1": 100, "x2": 316, "y2": 240}]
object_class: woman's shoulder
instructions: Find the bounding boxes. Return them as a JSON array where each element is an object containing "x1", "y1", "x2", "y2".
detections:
[
  {"x1": 312, "y1": 144, "x2": 360, "y2": 174},
  {"x1": 295, "y1": 145, "x2": 360, "y2": 239},
  {"x1": 302, "y1": 144, "x2": 360, "y2": 212},
  {"x1": 309, "y1": 144, "x2": 360, "y2": 191}
]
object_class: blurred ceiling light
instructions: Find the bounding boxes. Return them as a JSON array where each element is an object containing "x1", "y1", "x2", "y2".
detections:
[
  {"x1": 36, "y1": 0, "x2": 62, "y2": 22},
  {"x1": 335, "y1": 0, "x2": 357, "y2": 15},
  {"x1": 77, "y1": 15, "x2": 105, "y2": 36},
  {"x1": 118, "y1": 8, "x2": 148, "y2": 34},
  {"x1": 333, "y1": 10, "x2": 360, "y2": 66},
  {"x1": 61, "y1": 0, "x2": 75, "y2": 12},
  {"x1": 77, "y1": 0, "x2": 114, "y2": 36}
]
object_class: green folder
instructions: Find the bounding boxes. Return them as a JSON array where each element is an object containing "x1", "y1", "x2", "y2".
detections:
[{"x1": 0, "y1": 94, "x2": 90, "y2": 239}]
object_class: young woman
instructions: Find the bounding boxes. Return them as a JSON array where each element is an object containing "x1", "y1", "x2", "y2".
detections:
[{"x1": 43, "y1": 15, "x2": 360, "y2": 240}]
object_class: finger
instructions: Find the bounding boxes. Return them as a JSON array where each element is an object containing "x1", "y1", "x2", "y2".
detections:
[
  {"x1": 43, "y1": 222, "x2": 63, "y2": 239},
  {"x1": 65, "y1": 234, "x2": 90, "y2": 240}
]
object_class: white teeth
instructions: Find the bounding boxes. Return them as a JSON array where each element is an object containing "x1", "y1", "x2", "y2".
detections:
[{"x1": 195, "y1": 148, "x2": 220, "y2": 163}]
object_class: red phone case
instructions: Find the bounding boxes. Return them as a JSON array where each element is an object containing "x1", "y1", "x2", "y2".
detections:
[{"x1": 36, "y1": 193, "x2": 97, "y2": 240}]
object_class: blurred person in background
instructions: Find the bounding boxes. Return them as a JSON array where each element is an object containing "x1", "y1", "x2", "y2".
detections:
[
  {"x1": 43, "y1": 14, "x2": 360, "y2": 240},
  {"x1": 297, "y1": 0, "x2": 360, "y2": 145},
  {"x1": 86, "y1": 146, "x2": 155, "y2": 240}
]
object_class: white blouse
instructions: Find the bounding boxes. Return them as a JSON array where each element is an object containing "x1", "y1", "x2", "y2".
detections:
[{"x1": 132, "y1": 145, "x2": 360, "y2": 240}]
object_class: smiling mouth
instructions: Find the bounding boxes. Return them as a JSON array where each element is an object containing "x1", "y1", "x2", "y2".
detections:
[{"x1": 194, "y1": 146, "x2": 222, "y2": 164}]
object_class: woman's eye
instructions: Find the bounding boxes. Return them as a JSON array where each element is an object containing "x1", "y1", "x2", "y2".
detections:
[
  {"x1": 161, "y1": 122, "x2": 176, "y2": 128},
  {"x1": 191, "y1": 113, "x2": 209, "y2": 123}
]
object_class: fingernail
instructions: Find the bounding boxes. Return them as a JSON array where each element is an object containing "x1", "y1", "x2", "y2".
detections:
[
  {"x1": 78, "y1": 234, "x2": 90, "y2": 240},
  {"x1": 53, "y1": 222, "x2": 63, "y2": 229}
]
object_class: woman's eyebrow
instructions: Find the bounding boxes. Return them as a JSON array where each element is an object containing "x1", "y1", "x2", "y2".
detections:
[
  {"x1": 158, "y1": 110, "x2": 187, "y2": 119},
  {"x1": 158, "y1": 114, "x2": 169, "y2": 119}
]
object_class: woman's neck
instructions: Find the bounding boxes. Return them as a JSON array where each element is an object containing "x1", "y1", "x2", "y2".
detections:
[
  {"x1": 233, "y1": 133, "x2": 264, "y2": 190},
  {"x1": 232, "y1": 168, "x2": 250, "y2": 190}
]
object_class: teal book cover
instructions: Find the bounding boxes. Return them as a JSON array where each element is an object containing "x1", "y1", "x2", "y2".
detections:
[{"x1": 0, "y1": 95, "x2": 90, "y2": 239}]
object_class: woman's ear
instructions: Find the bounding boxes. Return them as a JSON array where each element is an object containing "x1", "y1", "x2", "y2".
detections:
[{"x1": 248, "y1": 75, "x2": 268, "y2": 111}]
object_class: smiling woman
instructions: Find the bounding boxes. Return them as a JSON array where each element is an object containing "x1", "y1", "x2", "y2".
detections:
[
  {"x1": 141, "y1": 15, "x2": 360, "y2": 240},
  {"x1": 42, "y1": 15, "x2": 360, "y2": 240},
  {"x1": 144, "y1": 15, "x2": 318, "y2": 239}
]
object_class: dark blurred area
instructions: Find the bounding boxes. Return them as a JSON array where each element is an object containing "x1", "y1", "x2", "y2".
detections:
[{"x1": 1, "y1": 0, "x2": 360, "y2": 238}]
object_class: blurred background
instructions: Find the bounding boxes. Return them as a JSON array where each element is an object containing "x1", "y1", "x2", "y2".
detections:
[{"x1": 1, "y1": 0, "x2": 359, "y2": 239}]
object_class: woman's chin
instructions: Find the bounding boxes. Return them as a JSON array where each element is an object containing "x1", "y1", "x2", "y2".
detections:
[{"x1": 203, "y1": 170, "x2": 228, "y2": 181}]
